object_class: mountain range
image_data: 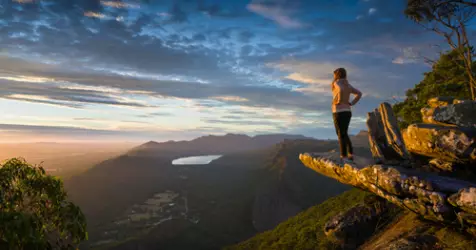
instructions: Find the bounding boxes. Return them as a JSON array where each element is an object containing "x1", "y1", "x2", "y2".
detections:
[{"x1": 63, "y1": 132, "x2": 370, "y2": 250}]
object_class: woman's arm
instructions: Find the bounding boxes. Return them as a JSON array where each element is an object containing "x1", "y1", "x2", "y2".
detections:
[{"x1": 350, "y1": 85, "x2": 362, "y2": 106}]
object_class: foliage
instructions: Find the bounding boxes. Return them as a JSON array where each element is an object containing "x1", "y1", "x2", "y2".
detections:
[
  {"x1": 228, "y1": 188, "x2": 475, "y2": 250},
  {"x1": 393, "y1": 48, "x2": 473, "y2": 128},
  {"x1": 225, "y1": 189, "x2": 377, "y2": 250},
  {"x1": 405, "y1": 0, "x2": 476, "y2": 100},
  {"x1": 0, "y1": 158, "x2": 87, "y2": 250},
  {"x1": 405, "y1": 0, "x2": 476, "y2": 22}
]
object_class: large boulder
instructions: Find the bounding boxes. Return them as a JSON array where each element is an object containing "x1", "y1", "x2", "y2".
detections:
[
  {"x1": 367, "y1": 102, "x2": 411, "y2": 164},
  {"x1": 421, "y1": 100, "x2": 476, "y2": 128},
  {"x1": 402, "y1": 123, "x2": 476, "y2": 163},
  {"x1": 427, "y1": 96, "x2": 463, "y2": 108},
  {"x1": 448, "y1": 187, "x2": 476, "y2": 214},
  {"x1": 383, "y1": 234, "x2": 439, "y2": 250},
  {"x1": 324, "y1": 196, "x2": 394, "y2": 249},
  {"x1": 429, "y1": 158, "x2": 455, "y2": 172}
]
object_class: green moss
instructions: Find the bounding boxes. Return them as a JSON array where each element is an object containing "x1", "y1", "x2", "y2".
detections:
[{"x1": 225, "y1": 189, "x2": 373, "y2": 250}]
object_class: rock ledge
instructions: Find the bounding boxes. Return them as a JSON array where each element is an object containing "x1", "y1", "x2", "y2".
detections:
[{"x1": 299, "y1": 152, "x2": 476, "y2": 235}]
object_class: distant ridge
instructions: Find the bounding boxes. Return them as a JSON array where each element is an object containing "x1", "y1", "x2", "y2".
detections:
[
  {"x1": 354, "y1": 130, "x2": 369, "y2": 137},
  {"x1": 128, "y1": 133, "x2": 314, "y2": 159}
]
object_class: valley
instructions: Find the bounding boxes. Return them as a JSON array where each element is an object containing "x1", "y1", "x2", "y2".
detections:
[
  {"x1": 0, "y1": 143, "x2": 134, "y2": 179},
  {"x1": 60, "y1": 133, "x2": 370, "y2": 250}
]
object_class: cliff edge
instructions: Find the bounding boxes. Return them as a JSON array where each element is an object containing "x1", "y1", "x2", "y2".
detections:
[{"x1": 298, "y1": 97, "x2": 476, "y2": 249}]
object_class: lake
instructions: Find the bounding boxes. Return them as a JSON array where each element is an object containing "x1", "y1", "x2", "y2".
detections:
[{"x1": 172, "y1": 155, "x2": 222, "y2": 165}]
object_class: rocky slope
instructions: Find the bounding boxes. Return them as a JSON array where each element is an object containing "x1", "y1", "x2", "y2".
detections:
[
  {"x1": 298, "y1": 97, "x2": 476, "y2": 248},
  {"x1": 229, "y1": 189, "x2": 475, "y2": 250},
  {"x1": 230, "y1": 97, "x2": 476, "y2": 250}
]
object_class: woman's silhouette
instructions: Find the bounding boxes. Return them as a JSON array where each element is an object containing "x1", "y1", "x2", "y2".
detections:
[{"x1": 331, "y1": 68, "x2": 362, "y2": 164}]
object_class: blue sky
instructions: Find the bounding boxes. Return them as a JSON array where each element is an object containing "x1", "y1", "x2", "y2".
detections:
[{"x1": 0, "y1": 0, "x2": 451, "y2": 142}]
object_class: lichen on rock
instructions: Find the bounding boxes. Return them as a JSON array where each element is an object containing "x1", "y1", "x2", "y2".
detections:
[
  {"x1": 448, "y1": 187, "x2": 476, "y2": 214},
  {"x1": 402, "y1": 123, "x2": 476, "y2": 164},
  {"x1": 423, "y1": 100, "x2": 476, "y2": 128}
]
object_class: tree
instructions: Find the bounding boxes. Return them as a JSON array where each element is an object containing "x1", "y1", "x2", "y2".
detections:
[
  {"x1": 0, "y1": 158, "x2": 87, "y2": 250},
  {"x1": 405, "y1": 0, "x2": 476, "y2": 100},
  {"x1": 393, "y1": 49, "x2": 473, "y2": 128}
]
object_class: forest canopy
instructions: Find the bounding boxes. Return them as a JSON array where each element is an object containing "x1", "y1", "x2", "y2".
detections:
[
  {"x1": 0, "y1": 158, "x2": 87, "y2": 250},
  {"x1": 393, "y1": 48, "x2": 474, "y2": 128}
]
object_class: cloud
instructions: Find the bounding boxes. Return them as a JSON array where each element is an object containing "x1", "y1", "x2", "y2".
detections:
[
  {"x1": 285, "y1": 73, "x2": 331, "y2": 86},
  {"x1": 0, "y1": 0, "x2": 441, "y2": 142},
  {"x1": 268, "y1": 60, "x2": 354, "y2": 83},
  {"x1": 202, "y1": 118, "x2": 282, "y2": 127},
  {"x1": 100, "y1": 1, "x2": 140, "y2": 9},
  {"x1": 0, "y1": 68, "x2": 157, "y2": 109},
  {"x1": 212, "y1": 96, "x2": 249, "y2": 102},
  {"x1": 0, "y1": 56, "x2": 321, "y2": 113},
  {"x1": 13, "y1": 0, "x2": 34, "y2": 3},
  {"x1": 0, "y1": 123, "x2": 206, "y2": 143},
  {"x1": 247, "y1": 1, "x2": 305, "y2": 29},
  {"x1": 84, "y1": 11, "x2": 107, "y2": 19},
  {"x1": 392, "y1": 47, "x2": 420, "y2": 64},
  {"x1": 368, "y1": 8, "x2": 377, "y2": 15},
  {"x1": 392, "y1": 56, "x2": 417, "y2": 65}
]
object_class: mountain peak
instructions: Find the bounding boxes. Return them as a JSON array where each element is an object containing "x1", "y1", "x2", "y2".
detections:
[
  {"x1": 142, "y1": 140, "x2": 160, "y2": 146},
  {"x1": 355, "y1": 130, "x2": 368, "y2": 137}
]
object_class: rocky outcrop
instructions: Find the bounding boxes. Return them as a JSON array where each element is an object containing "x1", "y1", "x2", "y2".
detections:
[
  {"x1": 429, "y1": 158, "x2": 454, "y2": 172},
  {"x1": 427, "y1": 96, "x2": 463, "y2": 108},
  {"x1": 299, "y1": 97, "x2": 476, "y2": 241},
  {"x1": 382, "y1": 234, "x2": 439, "y2": 250},
  {"x1": 324, "y1": 196, "x2": 395, "y2": 249},
  {"x1": 422, "y1": 100, "x2": 476, "y2": 128},
  {"x1": 448, "y1": 187, "x2": 476, "y2": 214},
  {"x1": 403, "y1": 97, "x2": 476, "y2": 174},
  {"x1": 359, "y1": 211, "x2": 473, "y2": 250},
  {"x1": 299, "y1": 152, "x2": 476, "y2": 236},
  {"x1": 367, "y1": 103, "x2": 411, "y2": 165},
  {"x1": 402, "y1": 123, "x2": 476, "y2": 164}
]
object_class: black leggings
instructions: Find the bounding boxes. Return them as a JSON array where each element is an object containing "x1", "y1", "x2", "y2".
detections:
[{"x1": 333, "y1": 111, "x2": 353, "y2": 158}]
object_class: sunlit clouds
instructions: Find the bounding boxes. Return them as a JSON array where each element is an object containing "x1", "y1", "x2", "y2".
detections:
[
  {"x1": 101, "y1": 1, "x2": 140, "y2": 9},
  {"x1": 13, "y1": 0, "x2": 34, "y2": 3},
  {"x1": 285, "y1": 73, "x2": 330, "y2": 85},
  {"x1": 84, "y1": 11, "x2": 107, "y2": 19},
  {"x1": 0, "y1": 75, "x2": 55, "y2": 83},
  {"x1": 0, "y1": 0, "x2": 437, "y2": 142},
  {"x1": 212, "y1": 96, "x2": 249, "y2": 102}
]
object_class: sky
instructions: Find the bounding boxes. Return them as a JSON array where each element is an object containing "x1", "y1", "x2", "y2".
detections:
[{"x1": 0, "y1": 0, "x2": 454, "y2": 143}]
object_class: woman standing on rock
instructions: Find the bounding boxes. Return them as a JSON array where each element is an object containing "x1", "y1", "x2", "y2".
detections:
[{"x1": 331, "y1": 68, "x2": 362, "y2": 164}]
